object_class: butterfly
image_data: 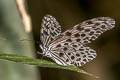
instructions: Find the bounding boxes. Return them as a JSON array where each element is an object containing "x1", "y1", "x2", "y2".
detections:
[{"x1": 39, "y1": 15, "x2": 115, "y2": 67}]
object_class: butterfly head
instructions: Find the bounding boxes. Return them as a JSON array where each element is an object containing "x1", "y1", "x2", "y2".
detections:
[{"x1": 39, "y1": 45, "x2": 52, "y2": 58}]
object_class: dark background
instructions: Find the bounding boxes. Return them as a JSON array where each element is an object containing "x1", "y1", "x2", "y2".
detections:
[
  {"x1": 28, "y1": 0, "x2": 120, "y2": 80},
  {"x1": 0, "y1": 0, "x2": 120, "y2": 80}
]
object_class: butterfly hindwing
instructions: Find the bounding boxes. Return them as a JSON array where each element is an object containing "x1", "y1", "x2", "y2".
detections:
[
  {"x1": 50, "y1": 42, "x2": 96, "y2": 66},
  {"x1": 40, "y1": 15, "x2": 61, "y2": 47}
]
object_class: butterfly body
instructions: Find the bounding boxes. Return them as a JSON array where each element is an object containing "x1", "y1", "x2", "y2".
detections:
[
  {"x1": 40, "y1": 44, "x2": 52, "y2": 58},
  {"x1": 39, "y1": 15, "x2": 115, "y2": 67}
]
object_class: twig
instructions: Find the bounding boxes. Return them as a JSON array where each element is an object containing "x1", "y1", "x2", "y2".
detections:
[{"x1": 16, "y1": 0, "x2": 32, "y2": 32}]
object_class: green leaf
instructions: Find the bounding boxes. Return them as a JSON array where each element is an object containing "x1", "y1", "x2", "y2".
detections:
[{"x1": 0, "y1": 53, "x2": 99, "y2": 78}]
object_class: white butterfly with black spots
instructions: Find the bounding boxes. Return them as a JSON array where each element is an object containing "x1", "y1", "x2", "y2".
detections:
[{"x1": 39, "y1": 15, "x2": 115, "y2": 67}]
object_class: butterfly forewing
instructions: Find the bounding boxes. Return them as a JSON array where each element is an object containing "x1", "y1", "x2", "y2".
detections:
[
  {"x1": 40, "y1": 15, "x2": 61, "y2": 47},
  {"x1": 62, "y1": 17, "x2": 115, "y2": 44}
]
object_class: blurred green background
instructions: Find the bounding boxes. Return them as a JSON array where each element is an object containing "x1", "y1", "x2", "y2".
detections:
[{"x1": 0, "y1": 0, "x2": 120, "y2": 80}]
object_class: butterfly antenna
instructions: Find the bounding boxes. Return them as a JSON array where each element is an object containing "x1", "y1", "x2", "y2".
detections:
[
  {"x1": 37, "y1": 51, "x2": 44, "y2": 60},
  {"x1": 20, "y1": 39, "x2": 41, "y2": 44},
  {"x1": 20, "y1": 39, "x2": 33, "y2": 42},
  {"x1": 41, "y1": 54, "x2": 44, "y2": 60}
]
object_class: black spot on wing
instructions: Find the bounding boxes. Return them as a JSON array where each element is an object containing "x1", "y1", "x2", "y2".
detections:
[
  {"x1": 66, "y1": 59, "x2": 69, "y2": 62},
  {"x1": 76, "y1": 39, "x2": 81, "y2": 42},
  {"x1": 95, "y1": 23, "x2": 100, "y2": 26},
  {"x1": 89, "y1": 31, "x2": 94, "y2": 35},
  {"x1": 76, "y1": 26, "x2": 84, "y2": 31},
  {"x1": 72, "y1": 45, "x2": 78, "y2": 47},
  {"x1": 59, "y1": 53, "x2": 64, "y2": 57},
  {"x1": 56, "y1": 44, "x2": 61, "y2": 47},
  {"x1": 81, "y1": 33, "x2": 86, "y2": 37},
  {"x1": 85, "y1": 29, "x2": 90, "y2": 32},
  {"x1": 68, "y1": 53, "x2": 71, "y2": 55},
  {"x1": 101, "y1": 25, "x2": 106, "y2": 29},
  {"x1": 64, "y1": 43, "x2": 68, "y2": 45},
  {"x1": 43, "y1": 30, "x2": 49, "y2": 35},
  {"x1": 63, "y1": 47, "x2": 68, "y2": 51},
  {"x1": 86, "y1": 21, "x2": 93, "y2": 24},
  {"x1": 71, "y1": 56, "x2": 75, "y2": 60},
  {"x1": 76, "y1": 54, "x2": 80, "y2": 56},
  {"x1": 66, "y1": 31, "x2": 72, "y2": 36},
  {"x1": 74, "y1": 33, "x2": 80, "y2": 37},
  {"x1": 66, "y1": 39, "x2": 72, "y2": 42}
]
